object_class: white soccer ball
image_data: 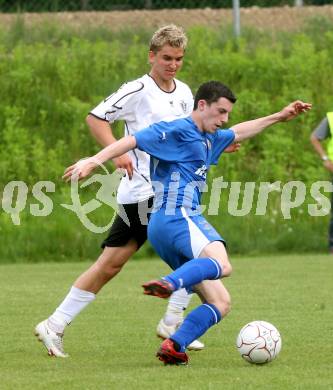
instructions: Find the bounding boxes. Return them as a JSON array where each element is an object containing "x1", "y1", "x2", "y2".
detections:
[{"x1": 236, "y1": 321, "x2": 282, "y2": 364}]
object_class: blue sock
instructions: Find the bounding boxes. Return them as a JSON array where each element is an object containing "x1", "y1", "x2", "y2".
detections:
[
  {"x1": 164, "y1": 257, "x2": 222, "y2": 290},
  {"x1": 171, "y1": 304, "x2": 222, "y2": 352}
]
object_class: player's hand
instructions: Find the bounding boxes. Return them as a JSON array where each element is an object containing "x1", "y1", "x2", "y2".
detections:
[
  {"x1": 323, "y1": 160, "x2": 333, "y2": 173},
  {"x1": 62, "y1": 157, "x2": 98, "y2": 182},
  {"x1": 112, "y1": 154, "x2": 134, "y2": 180},
  {"x1": 224, "y1": 142, "x2": 241, "y2": 153},
  {"x1": 279, "y1": 100, "x2": 312, "y2": 122}
]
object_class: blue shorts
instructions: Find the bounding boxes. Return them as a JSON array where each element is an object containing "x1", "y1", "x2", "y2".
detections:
[{"x1": 148, "y1": 207, "x2": 225, "y2": 270}]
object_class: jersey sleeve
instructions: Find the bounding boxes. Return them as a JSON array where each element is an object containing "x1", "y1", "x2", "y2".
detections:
[
  {"x1": 89, "y1": 80, "x2": 144, "y2": 123},
  {"x1": 210, "y1": 129, "x2": 236, "y2": 165},
  {"x1": 312, "y1": 117, "x2": 330, "y2": 140},
  {"x1": 134, "y1": 122, "x2": 183, "y2": 162}
]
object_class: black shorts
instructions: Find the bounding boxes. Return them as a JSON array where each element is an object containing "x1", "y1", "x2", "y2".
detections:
[{"x1": 101, "y1": 197, "x2": 154, "y2": 249}]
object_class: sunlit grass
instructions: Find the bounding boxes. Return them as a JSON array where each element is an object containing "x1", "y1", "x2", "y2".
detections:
[{"x1": 1, "y1": 255, "x2": 332, "y2": 389}]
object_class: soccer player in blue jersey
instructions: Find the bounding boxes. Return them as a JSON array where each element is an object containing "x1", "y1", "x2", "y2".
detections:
[{"x1": 63, "y1": 81, "x2": 311, "y2": 365}]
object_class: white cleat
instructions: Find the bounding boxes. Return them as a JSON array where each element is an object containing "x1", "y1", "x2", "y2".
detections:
[
  {"x1": 185, "y1": 338, "x2": 205, "y2": 351},
  {"x1": 156, "y1": 318, "x2": 205, "y2": 351},
  {"x1": 34, "y1": 320, "x2": 68, "y2": 358}
]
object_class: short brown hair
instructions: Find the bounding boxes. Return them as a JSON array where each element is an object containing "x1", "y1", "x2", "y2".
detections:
[
  {"x1": 194, "y1": 81, "x2": 237, "y2": 109},
  {"x1": 149, "y1": 24, "x2": 188, "y2": 53}
]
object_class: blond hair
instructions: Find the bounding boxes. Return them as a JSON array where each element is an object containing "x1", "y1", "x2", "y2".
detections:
[{"x1": 149, "y1": 24, "x2": 188, "y2": 53}]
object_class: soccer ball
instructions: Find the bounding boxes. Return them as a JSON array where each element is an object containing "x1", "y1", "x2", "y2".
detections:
[{"x1": 236, "y1": 321, "x2": 282, "y2": 364}]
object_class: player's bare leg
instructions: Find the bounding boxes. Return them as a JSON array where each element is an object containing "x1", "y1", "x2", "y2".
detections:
[
  {"x1": 74, "y1": 240, "x2": 138, "y2": 294},
  {"x1": 199, "y1": 240, "x2": 232, "y2": 278},
  {"x1": 154, "y1": 240, "x2": 231, "y2": 363},
  {"x1": 35, "y1": 238, "x2": 202, "y2": 356},
  {"x1": 194, "y1": 279, "x2": 231, "y2": 319},
  {"x1": 35, "y1": 241, "x2": 137, "y2": 357}
]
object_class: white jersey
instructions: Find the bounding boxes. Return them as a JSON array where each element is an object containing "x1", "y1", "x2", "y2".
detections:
[{"x1": 90, "y1": 74, "x2": 194, "y2": 204}]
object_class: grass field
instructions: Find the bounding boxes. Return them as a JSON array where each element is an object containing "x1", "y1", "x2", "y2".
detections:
[{"x1": 1, "y1": 254, "x2": 332, "y2": 390}]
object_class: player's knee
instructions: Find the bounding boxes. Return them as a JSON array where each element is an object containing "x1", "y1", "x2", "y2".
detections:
[
  {"x1": 210, "y1": 258, "x2": 232, "y2": 279},
  {"x1": 105, "y1": 264, "x2": 123, "y2": 278},
  {"x1": 220, "y1": 299, "x2": 231, "y2": 317},
  {"x1": 222, "y1": 263, "x2": 232, "y2": 278},
  {"x1": 211, "y1": 256, "x2": 232, "y2": 278},
  {"x1": 223, "y1": 299, "x2": 232, "y2": 316},
  {"x1": 209, "y1": 296, "x2": 231, "y2": 317},
  {"x1": 96, "y1": 254, "x2": 125, "y2": 278},
  {"x1": 100, "y1": 260, "x2": 124, "y2": 277}
]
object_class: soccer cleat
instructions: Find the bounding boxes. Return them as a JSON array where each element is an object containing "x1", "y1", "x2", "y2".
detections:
[
  {"x1": 156, "y1": 318, "x2": 205, "y2": 351},
  {"x1": 156, "y1": 338, "x2": 189, "y2": 365},
  {"x1": 34, "y1": 320, "x2": 68, "y2": 358},
  {"x1": 142, "y1": 279, "x2": 174, "y2": 299}
]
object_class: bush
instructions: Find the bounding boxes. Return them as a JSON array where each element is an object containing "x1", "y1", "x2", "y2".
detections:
[{"x1": 0, "y1": 19, "x2": 332, "y2": 261}]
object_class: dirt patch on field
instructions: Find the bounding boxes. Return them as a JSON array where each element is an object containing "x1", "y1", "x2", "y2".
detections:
[{"x1": 0, "y1": 6, "x2": 333, "y2": 32}]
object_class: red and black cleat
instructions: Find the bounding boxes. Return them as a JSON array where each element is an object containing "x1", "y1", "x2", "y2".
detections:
[
  {"x1": 156, "y1": 339, "x2": 189, "y2": 365},
  {"x1": 142, "y1": 279, "x2": 174, "y2": 299}
]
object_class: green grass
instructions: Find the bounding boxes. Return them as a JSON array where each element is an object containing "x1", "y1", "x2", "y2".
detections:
[
  {"x1": 1, "y1": 255, "x2": 332, "y2": 389},
  {"x1": 0, "y1": 192, "x2": 329, "y2": 262}
]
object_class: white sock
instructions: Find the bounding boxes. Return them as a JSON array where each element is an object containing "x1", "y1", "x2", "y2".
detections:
[
  {"x1": 163, "y1": 288, "x2": 193, "y2": 326},
  {"x1": 48, "y1": 286, "x2": 96, "y2": 333}
]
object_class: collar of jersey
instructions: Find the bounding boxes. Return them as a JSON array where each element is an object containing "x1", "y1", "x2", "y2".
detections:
[
  {"x1": 187, "y1": 116, "x2": 210, "y2": 139},
  {"x1": 147, "y1": 74, "x2": 177, "y2": 94}
]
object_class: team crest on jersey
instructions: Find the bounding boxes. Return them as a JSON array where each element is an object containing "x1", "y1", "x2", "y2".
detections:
[
  {"x1": 195, "y1": 164, "x2": 207, "y2": 179},
  {"x1": 180, "y1": 100, "x2": 188, "y2": 113}
]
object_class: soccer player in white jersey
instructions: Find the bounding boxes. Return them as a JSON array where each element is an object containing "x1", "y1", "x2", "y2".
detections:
[
  {"x1": 35, "y1": 25, "x2": 204, "y2": 357},
  {"x1": 62, "y1": 81, "x2": 311, "y2": 365}
]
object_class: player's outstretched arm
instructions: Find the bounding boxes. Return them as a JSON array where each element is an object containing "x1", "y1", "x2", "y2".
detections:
[
  {"x1": 86, "y1": 114, "x2": 134, "y2": 177},
  {"x1": 62, "y1": 135, "x2": 137, "y2": 182},
  {"x1": 232, "y1": 100, "x2": 312, "y2": 142}
]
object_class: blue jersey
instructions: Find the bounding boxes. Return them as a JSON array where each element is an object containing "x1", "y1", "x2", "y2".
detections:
[{"x1": 134, "y1": 116, "x2": 235, "y2": 210}]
